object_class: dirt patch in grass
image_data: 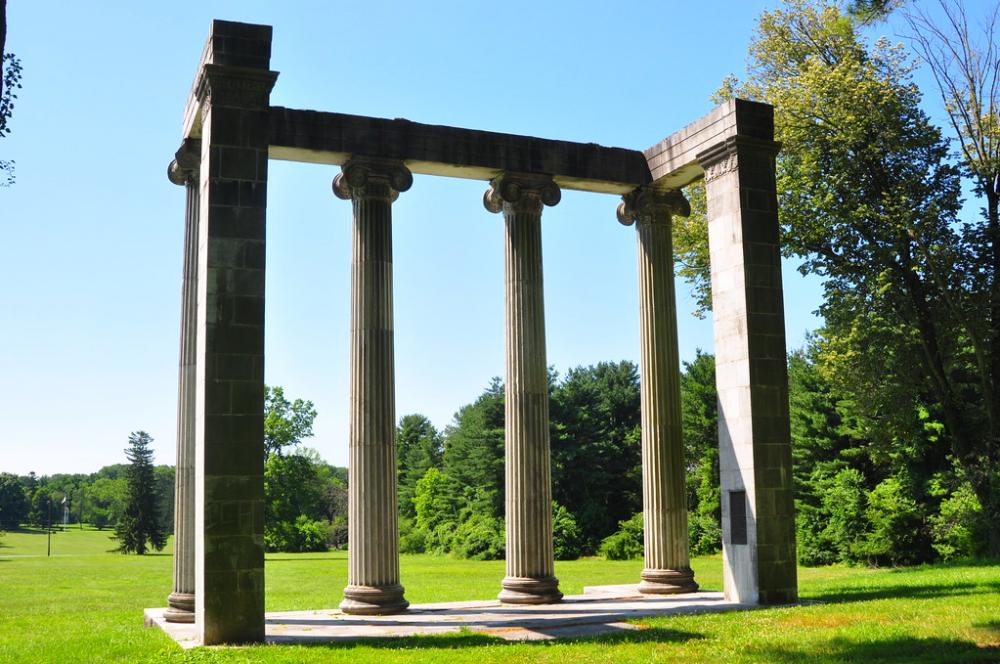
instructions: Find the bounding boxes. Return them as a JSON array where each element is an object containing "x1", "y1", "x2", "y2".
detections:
[{"x1": 778, "y1": 611, "x2": 887, "y2": 629}]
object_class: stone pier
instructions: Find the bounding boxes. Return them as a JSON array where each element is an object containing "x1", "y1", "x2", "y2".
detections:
[
  {"x1": 697, "y1": 134, "x2": 798, "y2": 605},
  {"x1": 484, "y1": 173, "x2": 563, "y2": 605},
  {"x1": 618, "y1": 188, "x2": 698, "y2": 595},
  {"x1": 191, "y1": 20, "x2": 277, "y2": 645},
  {"x1": 334, "y1": 158, "x2": 412, "y2": 615},
  {"x1": 165, "y1": 138, "x2": 201, "y2": 623}
]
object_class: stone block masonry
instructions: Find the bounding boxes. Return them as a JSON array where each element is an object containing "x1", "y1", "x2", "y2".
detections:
[
  {"x1": 698, "y1": 135, "x2": 798, "y2": 605},
  {"x1": 191, "y1": 20, "x2": 277, "y2": 645}
]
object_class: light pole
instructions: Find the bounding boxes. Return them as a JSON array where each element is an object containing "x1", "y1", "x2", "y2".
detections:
[{"x1": 46, "y1": 498, "x2": 52, "y2": 557}]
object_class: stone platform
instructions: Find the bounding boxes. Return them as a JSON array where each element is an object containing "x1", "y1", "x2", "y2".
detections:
[{"x1": 145, "y1": 585, "x2": 749, "y2": 648}]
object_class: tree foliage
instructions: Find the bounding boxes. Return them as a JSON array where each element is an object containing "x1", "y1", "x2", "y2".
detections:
[
  {"x1": 0, "y1": 473, "x2": 28, "y2": 528},
  {"x1": 675, "y1": 0, "x2": 1000, "y2": 556},
  {"x1": 115, "y1": 432, "x2": 165, "y2": 555},
  {"x1": 680, "y1": 350, "x2": 722, "y2": 555},
  {"x1": 1, "y1": 0, "x2": 22, "y2": 185},
  {"x1": 396, "y1": 414, "x2": 443, "y2": 519},
  {"x1": 264, "y1": 386, "x2": 317, "y2": 457},
  {"x1": 550, "y1": 361, "x2": 642, "y2": 552}
]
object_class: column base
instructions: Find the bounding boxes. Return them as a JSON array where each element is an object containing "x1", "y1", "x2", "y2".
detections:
[
  {"x1": 340, "y1": 584, "x2": 409, "y2": 615},
  {"x1": 164, "y1": 592, "x2": 195, "y2": 623},
  {"x1": 498, "y1": 576, "x2": 563, "y2": 605},
  {"x1": 639, "y1": 567, "x2": 699, "y2": 595}
]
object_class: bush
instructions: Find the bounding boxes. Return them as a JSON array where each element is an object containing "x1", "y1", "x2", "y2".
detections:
[
  {"x1": 860, "y1": 477, "x2": 926, "y2": 565},
  {"x1": 451, "y1": 513, "x2": 505, "y2": 560},
  {"x1": 265, "y1": 515, "x2": 328, "y2": 553},
  {"x1": 930, "y1": 483, "x2": 984, "y2": 561},
  {"x1": 552, "y1": 503, "x2": 583, "y2": 560},
  {"x1": 327, "y1": 515, "x2": 348, "y2": 550},
  {"x1": 795, "y1": 500, "x2": 838, "y2": 566},
  {"x1": 413, "y1": 468, "x2": 462, "y2": 553},
  {"x1": 689, "y1": 513, "x2": 722, "y2": 556},
  {"x1": 399, "y1": 518, "x2": 428, "y2": 554},
  {"x1": 819, "y1": 468, "x2": 868, "y2": 563},
  {"x1": 600, "y1": 512, "x2": 644, "y2": 560}
]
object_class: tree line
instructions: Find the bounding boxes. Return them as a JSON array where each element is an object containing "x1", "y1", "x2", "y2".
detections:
[
  {"x1": 0, "y1": 458, "x2": 174, "y2": 534},
  {"x1": 0, "y1": 347, "x2": 988, "y2": 564}
]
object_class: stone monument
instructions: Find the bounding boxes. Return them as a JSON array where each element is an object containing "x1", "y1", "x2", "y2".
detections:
[{"x1": 162, "y1": 19, "x2": 797, "y2": 645}]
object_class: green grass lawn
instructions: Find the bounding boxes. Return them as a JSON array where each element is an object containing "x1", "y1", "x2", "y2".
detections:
[{"x1": 0, "y1": 528, "x2": 997, "y2": 663}]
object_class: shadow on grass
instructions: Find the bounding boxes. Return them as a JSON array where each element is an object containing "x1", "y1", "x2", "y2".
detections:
[
  {"x1": 275, "y1": 626, "x2": 702, "y2": 651},
  {"x1": 975, "y1": 620, "x2": 1000, "y2": 632},
  {"x1": 808, "y1": 581, "x2": 1000, "y2": 604},
  {"x1": 268, "y1": 556, "x2": 345, "y2": 563},
  {"x1": 753, "y1": 635, "x2": 1000, "y2": 663}
]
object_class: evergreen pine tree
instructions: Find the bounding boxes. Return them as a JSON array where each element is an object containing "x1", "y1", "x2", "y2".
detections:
[{"x1": 115, "y1": 431, "x2": 166, "y2": 554}]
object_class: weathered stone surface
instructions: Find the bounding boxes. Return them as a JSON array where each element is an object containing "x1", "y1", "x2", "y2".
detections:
[
  {"x1": 643, "y1": 99, "x2": 776, "y2": 188},
  {"x1": 268, "y1": 108, "x2": 651, "y2": 194},
  {"x1": 189, "y1": 19, "x2": 277, "y2": 646},
  {"x1": 145, "y1": 590, "x2": 752, "y2": 648},
  {"x1": 485, "y1": 173, "x2": 563, "y2": 605},
  {"x1": 697, "y1": 134, "x2": 798, "y2": 606},
  {"x1": 334, "y1": 157, "x2": 411, "y2": 616},
  {"x1": 618, "y1": 188, "x2": 698, "y2": 595}
]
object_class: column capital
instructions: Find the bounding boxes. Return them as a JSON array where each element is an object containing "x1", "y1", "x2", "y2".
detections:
[
  {"x1": 332, "y1": 157, "x2": 412, "y2": 202},
  {"x1": 483, "y1": 172, "x2": 561, "y2": 215},
  {"x1": 616, "y1": 187, "x2": 689, "y2": 227},
  {"x1": 167, "y1": 139, "x2": 202, "y2": 186},
  {"x1": 696, "y1": 136, "x2": 781, "y2": 183}
]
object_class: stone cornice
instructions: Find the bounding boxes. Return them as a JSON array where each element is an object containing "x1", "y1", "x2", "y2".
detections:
[
  {"x1": 195, "y1": 64, "x2": 279, "y2": 108},
  {"x1": 696, "y1": 136, "x2": 781, "y2": 183}
]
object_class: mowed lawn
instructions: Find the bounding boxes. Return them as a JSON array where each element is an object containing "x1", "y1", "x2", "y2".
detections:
[{"x1": 0, "y1": 528, "x2": 997, "y2": 663}]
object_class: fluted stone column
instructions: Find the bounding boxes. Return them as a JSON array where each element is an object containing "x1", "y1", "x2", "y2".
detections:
[
  {"x1": 484, "y1": 173, "x2": 563, "y2": 605},
  {"x1": 334, "y1": 157, "x2": 412, "y2": 615},
  {"x1": 165, "y1": 139, "x2": 201, "y2": 623},
  {"x1": 618, "y1": 188, "x2": 698, "y2": 594}
]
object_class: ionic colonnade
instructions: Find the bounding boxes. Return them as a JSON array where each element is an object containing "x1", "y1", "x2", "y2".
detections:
[{"x1": 162, "y1": 20, "x2": 798, "y2": 645}]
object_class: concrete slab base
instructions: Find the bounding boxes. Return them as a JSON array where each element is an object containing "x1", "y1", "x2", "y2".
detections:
[{"x1": 146, "y1": 585, "x2": 750, "y2": 648}]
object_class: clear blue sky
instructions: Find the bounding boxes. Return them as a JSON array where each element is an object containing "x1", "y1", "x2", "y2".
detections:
[{"x1": 7, "y1": 0, "x2": 922, "y2": 475}]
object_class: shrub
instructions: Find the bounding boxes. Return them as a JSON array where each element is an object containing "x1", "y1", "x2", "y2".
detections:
[
  {"x1": 327, "y1": 515, "x2": 348, "y2": 550},
  {"x1": 930, "y1": 483, "x2": 984, "y2": 561},
  {"x1": 858, "y1": 477, "x2": 927, "y2": 565},
  {"x1": 819, "y1": 468, "x2": 868, "y2": 563},
  {"x1": 689, "y1": 513, "x2": 722, "y2": 556},
  {"x1": 795, "y1": 500, "x2": 838, "y2": 566},
  {"x1": 413, "y1": 468, "x2": 462, "y2": 553},
  {"x1": 399, "y1": 517, "x2": 428, "y2": 554},
  {"x1": 552, "y1": 503, "x2": 583, "y2": 560},
  {"x1": 451, "y1": 513, "x2": 505, "y2": 560},
  {"x1": 265, "y1": 515, "x2": 328, "y2": 553},
  {"x1": 600, "y1": 512, "x2": 644, "y2": 560}
]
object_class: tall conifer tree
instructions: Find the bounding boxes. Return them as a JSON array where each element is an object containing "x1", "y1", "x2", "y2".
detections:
[{"x1": 115, "y1": 431, "x2": 165, "y2": 554}]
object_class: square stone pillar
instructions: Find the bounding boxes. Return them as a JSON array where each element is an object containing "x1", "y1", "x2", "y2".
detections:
[
  {"x1": 190, "y1": 20, "x2": 278, "y2": 645},
  {"x1": 698, "y1": 131, "x2": 797, "y2": 605}
]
